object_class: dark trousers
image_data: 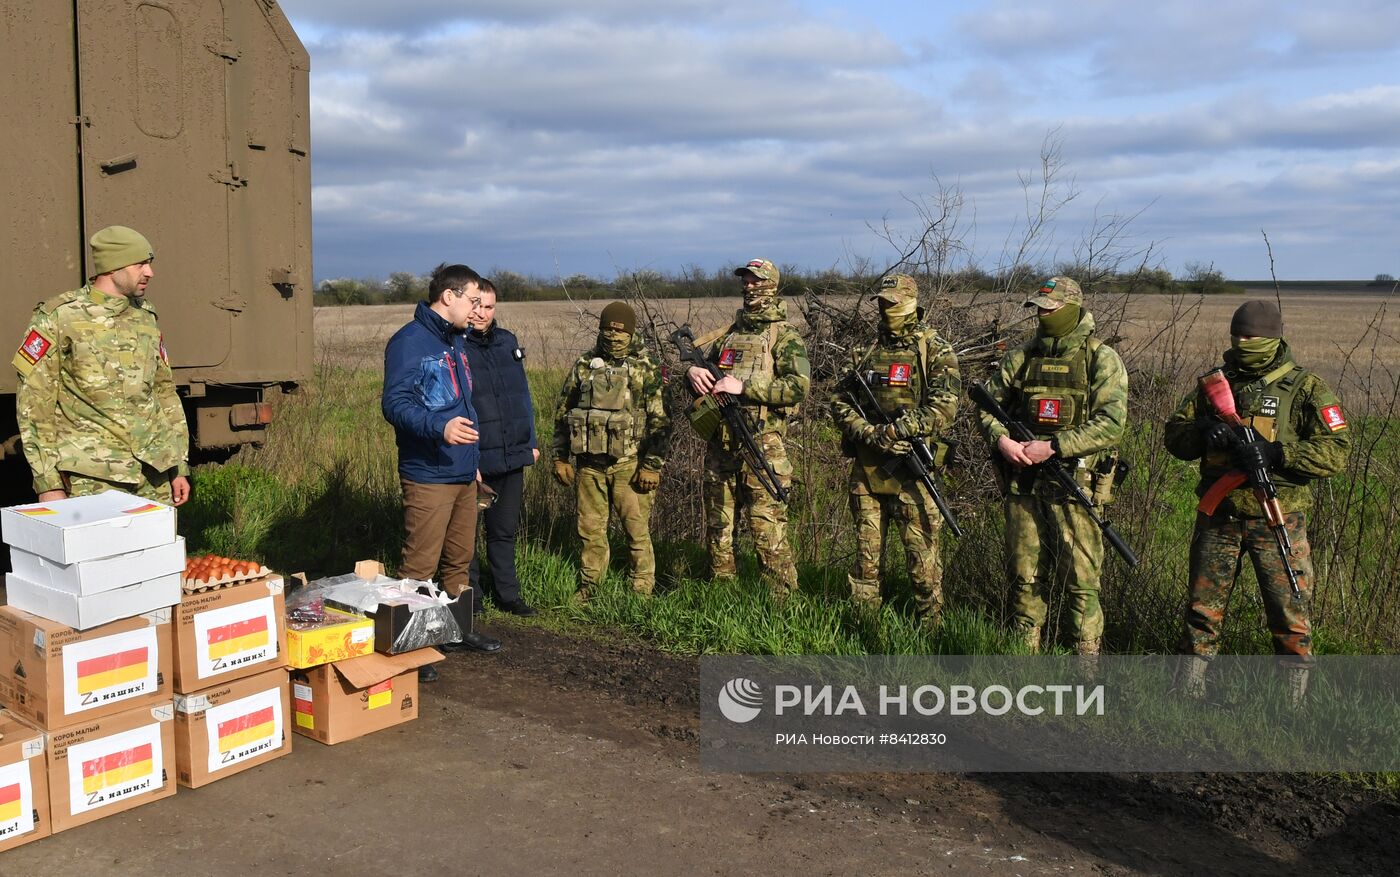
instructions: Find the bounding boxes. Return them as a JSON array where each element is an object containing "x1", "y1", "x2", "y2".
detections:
[{"x1": 469, "y1": 467, "x2": 525, "y2": 605}]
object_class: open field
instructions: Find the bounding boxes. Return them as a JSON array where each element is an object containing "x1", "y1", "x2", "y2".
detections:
[{"x1": 314, "y1": 289, "x2": 1400, "y2": 398}]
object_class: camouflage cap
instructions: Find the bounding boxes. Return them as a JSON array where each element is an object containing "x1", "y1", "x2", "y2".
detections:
[
  {"x1": 90, "y1": 225, "x2": 154, "y2": 276},
  {"x1": 875, "y1": 273, "x2": 918, "y2": 303},
  {"x1": 599, "y1": 300, "x2": 636, "y2": 334},
  {"x1": 1024, "y1": 276, "x2": 1082, "y2": 309},
  {"x1": 734, "y1": 258, "x2": 779, "y2": 285}
]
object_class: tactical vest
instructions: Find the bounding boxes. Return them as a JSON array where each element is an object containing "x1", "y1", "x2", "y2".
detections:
[
  {"x1": 1014, "y1": 337, "x2": 1100, "y2": 437},
  {"x1": 714, "y1": 322, "x2": 783, "y2": 431},
  {"x1": 864, "y1": 335, "x2": 923, "y2": 412},
  {"x1": 1202, "y1": 362, "x2": 1307, "y2": 488},
  {"x1": 566, "y1": 358, "x2": 645, "y2": 460}
]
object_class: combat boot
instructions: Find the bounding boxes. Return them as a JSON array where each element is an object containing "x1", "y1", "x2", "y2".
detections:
[
  {"x1": 710, "y1": 555, "x2": 737, "y2": 581},
  {"x1": 1021, "y1": 625, "x2": 1042, "y2": 654},
  {"x1": 1286, "y1": 666, "x2": 1310, "y2": 709},
  {"x1": 1176, "y1": 655, "x2": 1209, "y2": 700},
  {"x1": 631, "y1": 579, "x2": 654, "y2": 599},
  {"x1": 1075, "y1": 638, "x2": 1101, "y2": 680}
]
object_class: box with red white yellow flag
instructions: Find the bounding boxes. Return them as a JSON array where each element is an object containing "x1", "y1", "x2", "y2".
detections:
[
  {"x1": 44, "y1": 700, "x2": 176, "y2": 833},
  {"x1": 290, "y1": 648, "x2": 440, "y2": 745},
  {"x1": 173, "y1": 666, "x2": 291, "y2": 788},
  {"x1": 171, "y1": 575, "x2": 287, "y2": 694},
  {"x1": 0, "y1": 605, "x2": 172, "y2": 728},
  {"x1": 0, "y1": 708, "x2": 50, "y2": 853}
]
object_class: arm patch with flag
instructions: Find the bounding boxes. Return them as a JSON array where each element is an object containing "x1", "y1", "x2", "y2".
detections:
[
  {"x1": 14, "y1": 329, "x2": 52, "y2": 375},
  {"x1": 1320, "y1": 404, "x2": 1348, "y2": 432}
]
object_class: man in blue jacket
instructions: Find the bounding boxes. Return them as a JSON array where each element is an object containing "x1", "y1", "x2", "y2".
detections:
[
  {"x1": 382, "y1": 263, "x2": 502, "y2": 674},
  {"x1": 463, "y1": 278, "x2": 540, "y2": 616}
]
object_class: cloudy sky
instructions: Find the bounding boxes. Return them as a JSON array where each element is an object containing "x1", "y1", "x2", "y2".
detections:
[{"x1": 281, "y1": 0, "x2": 1400, "y2": 282}]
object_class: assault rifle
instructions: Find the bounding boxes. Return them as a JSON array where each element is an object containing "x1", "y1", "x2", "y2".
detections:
[
  {"x1": 969, "y1": 382, "x2": 1140, "y2": 567},
  {"x1": 1196, "y1": 367, "x2": 1302, "y2": 600},
  {"x1": 670, "y1": 325, "x2": 789, "y2": 503},
  {"x1": 845, "y1": 370, "x2": 963, "y2": 537}
]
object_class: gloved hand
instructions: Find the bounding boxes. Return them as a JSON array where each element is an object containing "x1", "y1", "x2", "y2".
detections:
[
  {"x1": 851, "y1": 420, "x2": 880, "y2": 446},
  {"x1": 632, "y1": 467, "x2": 661, "y2": 493},
  {"x1": 1197, "y1": 418, "x2": 1234, "y2": 451},
  {"x1": 1235, "y1": 439, "x2": 1283, "y2": 473},
  {"x1": 889, "y1": 414, "x2": 918, "y2": 440},
  {"x1": 874, "y1": 429, "x2": 912, "y2": 457},
  {"x1": 553, "y1": 459, "x2": 575, "y2": 487}
]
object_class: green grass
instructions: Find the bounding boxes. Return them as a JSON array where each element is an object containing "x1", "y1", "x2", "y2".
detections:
[{"x1": 182, "y1": 363, "x2": 1400, "y2": 659}]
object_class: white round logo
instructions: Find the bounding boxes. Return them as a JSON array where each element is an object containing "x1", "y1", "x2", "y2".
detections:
[{"x1": 718, "y1": 677, "x2": 763, "y2": 723}]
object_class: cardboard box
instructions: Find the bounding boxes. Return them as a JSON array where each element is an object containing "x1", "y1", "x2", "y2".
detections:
[
  {"x1": 173, "y1": 576, "x2": 287, "y2": 694},
  {"x1": 0, "y1": 606, "x2": 172, "y2": 728},
  {"x1": 173, "y1": 667, "x2": 291, "y2": 788},
  {"x1": 0, "y1": 708, "x2": 50, "y2": 853},
  {"x1": 285, "y1": 608, "x2": 374, "y2": 670},
  {"x1": 5, "y1": 571, "x2": 181, "y2": 631},
  {"x1": 9, "y1": 537, "x2": 186, "y2": 597},
  {"x1": 1, "y1": 491, "x2": 176, "y2": 564},
  {"x1": 290, "y1": 648, "x2": 440, "y2": 745},
  {"x1": 45, "y1": 701, "x2": 176, "y2": 833}
]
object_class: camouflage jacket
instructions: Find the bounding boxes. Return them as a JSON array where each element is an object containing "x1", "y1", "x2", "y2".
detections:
[
  {"x1": 1163, "y1": 344, "x2": 1350, "y2": 517},
  {"x1": 701, "y1": 300, "x2": 810, "y2": 438},
  {"x1": 978, "y1": 312, "x2": 1127, "y2": 491},
  {"x1": 552, "y1": 337, "x2": 671, "y2": 471},
  {"x1": 831, "y1": 325, "x2": 960, "y2": 469},
  {"x1": 14, "y1": 286, "x2": 189, "y2": 493}
]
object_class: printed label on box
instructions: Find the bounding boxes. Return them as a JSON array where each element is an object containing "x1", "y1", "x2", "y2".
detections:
[
  {"x1": 293, "y1": 683, "x2": 314, "y2": 729},
  {"x1": 193, "y1": 597, "x2": 278, "y2": 679},
  {"x1": 351, "y1": 627, "x2": 373, "y2": 645},
  {"x1": 204, "y1": 687, "x2": 283, "y2": 774},
  {"x1": 62, "y1": 626, "x2": 160, "y2": 714},
  {"x1": 67, "y1": 723, "x2": 163, "y2": 815},
  {"x1": 0, "y1": 761, "x2": 36, "y2": 839},
  {"x1": 366, "y1": 679, "x2": 393, "y2": 710}
]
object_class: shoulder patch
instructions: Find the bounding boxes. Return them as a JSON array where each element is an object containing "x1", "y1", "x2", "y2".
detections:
[
  {"x1": 1320, "y1": 404, "x2": 1348, "y2": 432},
  {"x1": 17, "y1": 329, "x2": 52, "y2": 365}
]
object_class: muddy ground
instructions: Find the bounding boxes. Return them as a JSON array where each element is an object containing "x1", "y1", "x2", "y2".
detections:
[{"x1": 7, "y1": 621, "x2": 1396, "y2": 876}]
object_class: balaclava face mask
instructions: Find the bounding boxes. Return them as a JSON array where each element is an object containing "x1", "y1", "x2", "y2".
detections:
[
  {"x1": 879, "y1": 296, "x2": 918, "y2": 335},
  {"x1": 1230, "y1": 336, "x2": 1281, "y2": 371},
  {"x1": 599, "y1": 328, "x2": 632, "y2": 360},
  {"x1": 1039, "y1": 302, "x2": 1081, "y2": 338}
]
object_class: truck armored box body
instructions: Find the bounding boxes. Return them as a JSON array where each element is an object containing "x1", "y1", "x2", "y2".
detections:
[{"x1": 0, "y1": 0, "x2": 313, "y2": 472}]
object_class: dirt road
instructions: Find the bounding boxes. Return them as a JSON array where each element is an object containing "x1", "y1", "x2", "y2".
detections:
[{"x1": 6, "y1": 622, "x2": 1395, "y2": 876}]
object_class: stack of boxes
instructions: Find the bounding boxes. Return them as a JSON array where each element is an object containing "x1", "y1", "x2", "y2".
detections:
[
  {"x1": 286, "y1": 561, "x2": 444, "y2": 745},
  {"x1": 170, "y1": 559, "x2": 291, "y2": 788},
  {"x1": 0, "y1": 491, "x2": 295, "y2": 847},
  {"x1": 0, "y1": 492, "x2": 181, "y2": 842}
]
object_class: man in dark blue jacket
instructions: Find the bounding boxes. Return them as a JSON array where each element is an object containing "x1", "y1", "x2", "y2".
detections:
[
  {"x1": 463, "y1": 279, "x2": 540, "y2": 616},
  {"x1": 382, "y1": 263, "x2": 502, "y2": 670}
]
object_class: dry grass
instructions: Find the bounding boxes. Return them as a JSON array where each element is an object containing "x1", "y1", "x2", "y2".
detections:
[{"x1": 316, "y1": 289, "x2": 1400, "y2": 395}]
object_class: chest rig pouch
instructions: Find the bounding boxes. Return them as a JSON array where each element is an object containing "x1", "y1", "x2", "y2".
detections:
[
  {"x1": 567, "y1": 360, "x2": 640, "y2": 459},
  {"x1": 1015, "y1": 338, "x2": 1097, "y2": 436},
  {"x1": 1203, "y1": 362, "x2": 1305, "y2": 485}
]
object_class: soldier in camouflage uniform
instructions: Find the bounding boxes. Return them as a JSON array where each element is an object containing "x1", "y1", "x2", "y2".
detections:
[
  {"x1": 831, "y1": 274, "x2": 960, "y2": 622},
  {"x1": 977, "y1": 277, "x2": 1127, "y2": 655},
  {"x1": 13, "y1": 226, "x2": 190, "y2": 505},
  {"x1": 553, "y1": 302, "x2": 671, "y2": 598},
  {"x1": 1164, "y1": 300, "x2": 1350, "y2": 698},
  {"x1": 685, "y1": 259, "x2": 810, "y2": 598}
]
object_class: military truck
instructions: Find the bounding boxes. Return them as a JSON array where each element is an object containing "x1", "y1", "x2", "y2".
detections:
[{"x1": 0, "y1": 0, "x2": 313, "y2": 479}]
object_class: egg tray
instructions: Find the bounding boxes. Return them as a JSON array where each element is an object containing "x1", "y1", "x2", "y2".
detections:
[{"x1": 181, "y1": 565, "x2": 273, "y2": 594}]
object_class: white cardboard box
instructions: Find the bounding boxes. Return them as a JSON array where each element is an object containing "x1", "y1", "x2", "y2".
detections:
[
  {"x1": 5, "y1": 572, "x2": 182, "y2": 630},
  {"x1": 1, "y1": 491, "x2": 176, "y2": 564},
  {"x1": 9, "y1": 537, "x2": 186, "y2": 597}
]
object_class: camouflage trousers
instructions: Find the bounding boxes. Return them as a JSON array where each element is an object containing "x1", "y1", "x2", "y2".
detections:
[
  {"x1": 703, "y1": 435, "x2": 798, "y2": 596},
  {"x1": 62, "y1": 466, "x2": 175, "y2": 504},
  {"x1": 1005, "y1": 494, "x2": 1104, "y2": 644},
  {"x1": 576, "y1": 457, "x2": 655, "y2": 595},
  {"x1": 848, "y1": 474, "x2": 942, "y2": 618},
  {"x1": 1182, "y1": 510, "x2": 1313, "y2": 659}
]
